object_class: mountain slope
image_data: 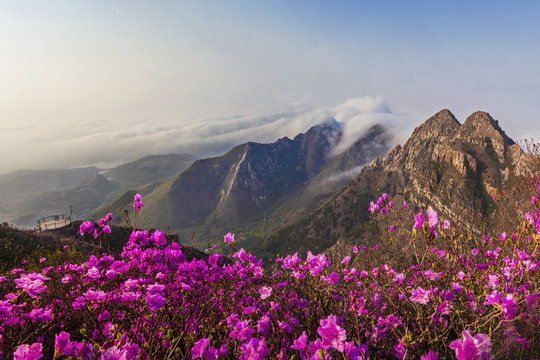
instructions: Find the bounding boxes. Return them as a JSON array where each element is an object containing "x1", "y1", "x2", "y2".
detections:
[
  {"x1": 94, "y1": 120, "x2": 392, "y2": 243},
  {"x1": 0, "y1": 167, "x2": 100, "y2": 204},
  {"x1": 103, "y1": 154, "x2": 196, "y2": 187},
  {"x1": 258, "y1": 110, "x2": 527, "y2": 259},
  {"x1": 1, "y1": 154, "x2": 195, "y2": 228},
  {"x1": 10, "y1": 174, "x2": 122, "y2": 226}
]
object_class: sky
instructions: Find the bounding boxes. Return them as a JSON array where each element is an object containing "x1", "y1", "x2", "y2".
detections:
[{"x1": 1, "y1": 1, "x2": 540, "y2": 174}]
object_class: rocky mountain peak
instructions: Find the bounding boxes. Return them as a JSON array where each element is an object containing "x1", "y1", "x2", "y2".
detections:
[
  {"x1": 259, "y1": 109, "x2": 530, "y2": 260},
  {"x1": 458, "y1": 111, "x2": 515, "y2": 163},
  {"x1": 460, "y1": 111, "x2": 514, "y2": 144},
  {"x1": 383, "y1": 109, "x2": 460, "y2": 172},
  {"x1": 411, "y1": 109, "x2": 460, "y2": 141}
]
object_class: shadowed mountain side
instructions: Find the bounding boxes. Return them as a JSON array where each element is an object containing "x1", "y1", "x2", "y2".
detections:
[
  {"x1": 257, "y1": 110, "x2": 528, "y2": 261},
  {"x1": 263, "y1": 124, "x2": 391, "y2": 228},
  {"x1": 93, "y1": 121, "x2": 392, "y2": 245}
]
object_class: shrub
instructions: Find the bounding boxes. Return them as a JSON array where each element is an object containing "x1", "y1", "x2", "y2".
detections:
[{"x1": 0, "y1": 187, "x2": 538, "y2": 359}]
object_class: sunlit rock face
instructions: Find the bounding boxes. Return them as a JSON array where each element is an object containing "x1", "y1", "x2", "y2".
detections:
[{"x1": 261, "y1": 110, "x2": 530, "y2": 260}]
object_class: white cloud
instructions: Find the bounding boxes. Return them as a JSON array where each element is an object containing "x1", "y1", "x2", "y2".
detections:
[
  {"x1": 0, "y1": 97, "x2": 423, "y2": 174},
  {"x1": 329, "y1": 97, "x2": 418, "y2": 156}
]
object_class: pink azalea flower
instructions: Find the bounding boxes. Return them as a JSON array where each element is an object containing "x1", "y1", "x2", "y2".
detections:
[
  {"x1": 317, "y1": 314, "x2": 347, "y2": 352},
  {"x1": 443, "y1": 220, "x2": 450, "y2": 229},
  {"x1": 501, "y1": 294, "x2": 518, "y2": 319},
  {"x1": 239, "y1": 338, "x2": 268, "y2": 360},
  {"x1": 427, "y1": 206, "x2": 438, "y2": 228},
  {"x1": 449, "y1": 330, "x2": 491, "y2": 360},
  {"x1": 420, "y1": 350, "x2": 439, "y2": 360},
  {"x1": 79, "y1": 221, "x2": 94, "y2": 236},
  {"x1": 224, "y1": 232, "x2": 235, "y2": 244},
  {"x1": 394, "y1": 340, "x2": 406, "y2": 359},
  {"x1": 28, "y1": 307, "x2": 53, "y2": 323},
  {"x1": 393, "y1": 273, "x2": 406, "y2": 285},
  {"x1": 133, "y1": 193, "x2": 144, "y2": 212},
  {"x1": 14, "y1": 343, "x2": 43, "y2": 360},
  {"x1": 101, "y1": 346, "x2": 128, "y2": 360},
  {"x1": 486, "y1": 274, "x2": 498, "y2": 289},
  {"x1": 98, "y1": 212, "x2": 114, "y2": 227},
  {"x1": 414, "y1": 210, "x2": 424, "y2": 230},
  {"x1": 410, "y1": 286, "x2": 431, "y2": 304},
  {"x1": 256, "y1": 315, "x2": 271, "y2": 334},
  {"x1": 150, "y1": 230, "x2": 167, "y2": 246},
  {"x1": 55, "y1": 332, "x2": 76, "y2": 357},
  {"x1": 14, "y1": 273, "x2": 50, "y2": 298},
  {"x1": 191, "y1": 338, "x2": 210, "y2": 358},
  {"x1": 146, "y1": 294, "x2": 167, "y2": 311},
  {"x1": 291, "y1": 332, "x2": 308, "y2": 350},
  {"x1": 259, "y1": 286, "x2": 273, "y2": 300}
]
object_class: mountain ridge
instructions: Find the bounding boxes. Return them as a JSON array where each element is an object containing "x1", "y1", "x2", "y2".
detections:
[
  {"x1": 93, "y1": 121, "x2": 392, "y2": 244},
  {"x1": 258, "y1": 110, "x2": 529, "y2": 261}
]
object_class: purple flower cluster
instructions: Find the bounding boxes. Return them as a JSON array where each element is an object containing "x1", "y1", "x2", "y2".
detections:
[
  {"x1": 133, "y1": 193, "x2": 144, "y2": 212},
  {"x1": 0, "y1": 188, "x2": 539, "y2": 359}
]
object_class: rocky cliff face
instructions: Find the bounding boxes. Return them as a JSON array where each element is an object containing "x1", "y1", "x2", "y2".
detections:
[
  {"x1": 95, "y1": 120, "x2": 392, "y2": 242},
  {"x1": 259, "y1": 110, "x2": 529, "y2": 259}
]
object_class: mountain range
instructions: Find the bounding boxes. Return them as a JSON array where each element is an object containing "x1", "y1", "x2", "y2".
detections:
[
  {"x1": 257, "y1": 110, "x2": 532, "y2": 261},
  {"x1": 2, "y1": 109, "x2": 533, "y2": 263},
  {"x1": 93, "y1": 120, "x2": 391, "y2": 246},
  {"x1": 0, "y1": 154, "x2": 195, "y2": 228}
]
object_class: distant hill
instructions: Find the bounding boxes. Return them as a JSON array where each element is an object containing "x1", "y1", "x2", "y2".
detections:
[
  {"x1": 94, "y1": 120, "x2": 392, "y2": 247},
  {"x1": 103, "y1": 153, "x2": 196, "y2": 187},
  {"x1": 0, "y1": 154, "x2": 196, "y2": 228},
  {"x1": 0, "y1": 167, "x2": 100, "y2": 203},
  {"x1": 258, "y1": 110, "x2": 530, "y2": 261}
]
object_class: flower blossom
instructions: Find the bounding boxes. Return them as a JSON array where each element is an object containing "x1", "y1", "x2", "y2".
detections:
[
  {"x1": 414, "y1": 210, "x2": 424, "y2": 230},
  {"x1": 317, "y1": 314, "x2": 347, "y2": 352},
  {"x1": 259, "y1": 286, "x2": 273, "y2": 300},
  {"x1": 449, "y1": 330, "x2": 491, "y2": 360},
  {"x1": 410, "y1": 287, "x2": 431, "y2": 304},
  {"x1": 55, "y1": 332, "x2": 76, "y2": 357},
  {"x1": 14, "y1": 273, "x2": 50, "y2": 298},
  {"x1": 151, "y1": 230, "x2": 167, "y2": 246},
  {"x1": 14, "y1": 343, "x2": 43, "y2": 360},
  {"x1": 133, "y1": 193, "x2": 144, "y2": 212},
  {"x1": 421, "y1": 350, "x2": 439, "y2": 360},
  {"x1": 79, "y1": 221, "x2": 94, "y2": 236},
  {"x1": 239, "y1": 338, "x2": 268, "y2": 360},
  {"x1": 224, "y1": 232, "x2": 235, "y2": 244},
  {"x1": 443, "y1": 220, "x2": 450, "y2": 229},
  {"x1": 291, "y1": 332, "x2": 308, "y2": 350}
]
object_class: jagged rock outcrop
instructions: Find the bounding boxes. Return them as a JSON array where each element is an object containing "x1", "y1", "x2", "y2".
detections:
[
  {"x1": 432, "y1": 144, "x2": 477, "y2": 176},
  {"x1": 259, "y1": 110, "x2": 529, "y2": 259}
]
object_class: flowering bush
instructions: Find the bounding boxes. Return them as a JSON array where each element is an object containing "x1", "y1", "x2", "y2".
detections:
[{"x1": 0, "y1": 183, "x2": 539, "y2": 359}]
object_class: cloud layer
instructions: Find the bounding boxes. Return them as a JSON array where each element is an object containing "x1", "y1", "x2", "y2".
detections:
[{"x1": 0, "y1": 97, "x2": 422, "y2": 174}]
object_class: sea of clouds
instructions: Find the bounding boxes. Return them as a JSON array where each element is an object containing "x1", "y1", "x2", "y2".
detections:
[{"x1": 0, "y1": 97, "x2": 421, "y2": 174}]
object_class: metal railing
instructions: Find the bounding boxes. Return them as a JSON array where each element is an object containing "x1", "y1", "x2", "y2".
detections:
[{"x1": 36, "y1": 214, "x2": 72, "y2": 231}]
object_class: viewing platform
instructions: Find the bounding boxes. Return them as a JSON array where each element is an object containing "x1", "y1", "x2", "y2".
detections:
[{"x1": 36, "y1": 214, "x2": 72, "y2": 232}]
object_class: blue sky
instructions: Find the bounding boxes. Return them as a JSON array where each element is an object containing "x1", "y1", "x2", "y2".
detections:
[{"x1": 1, "y1": 1, "x2": 539, "y2": 173}]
